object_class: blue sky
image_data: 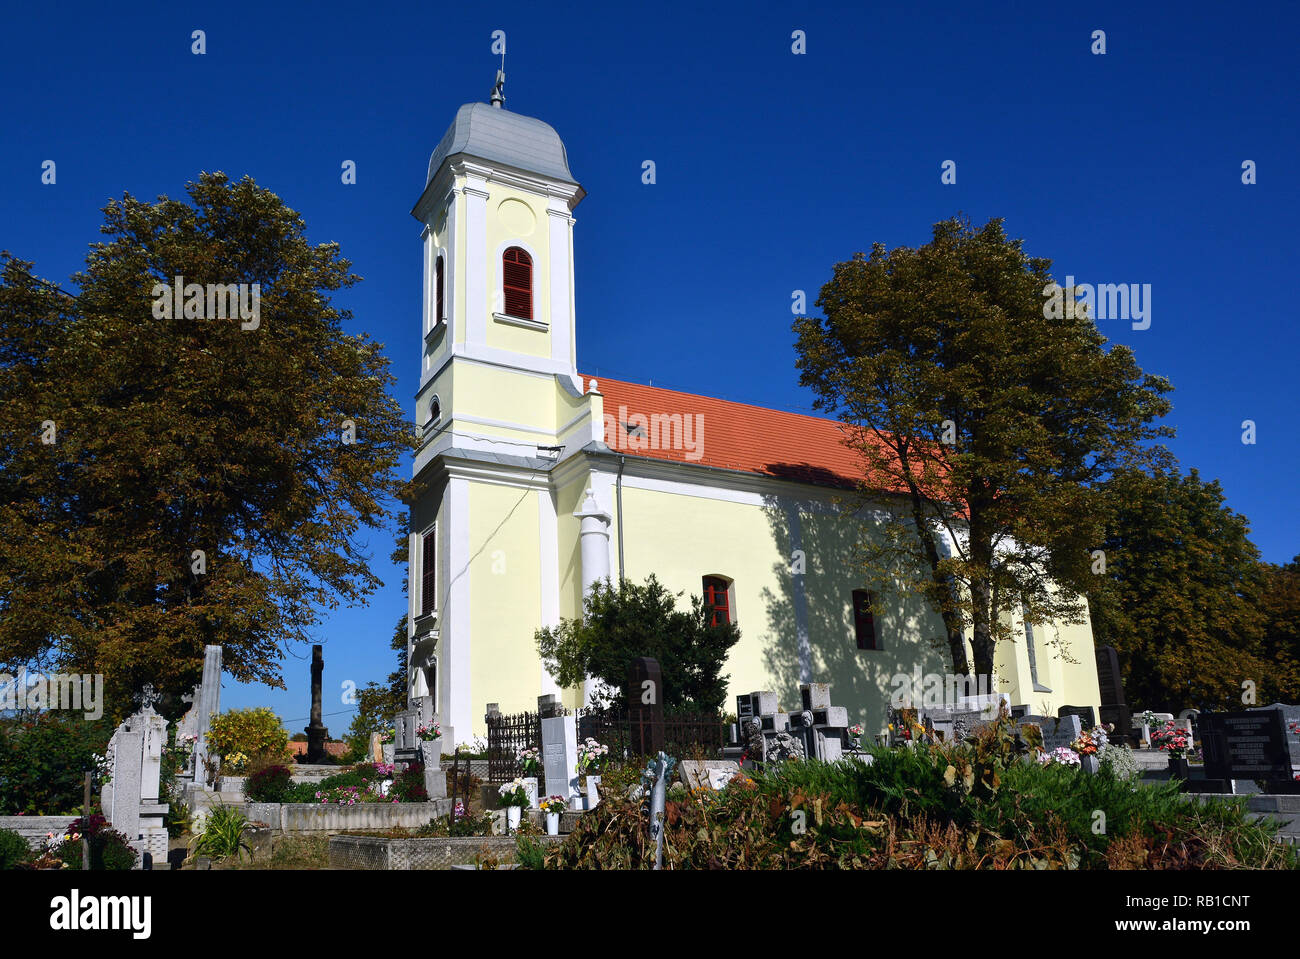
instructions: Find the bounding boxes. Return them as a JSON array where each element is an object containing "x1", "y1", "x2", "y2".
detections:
[{"x1": 3, "y1": 1, "x2": 1296, "y2": 733}]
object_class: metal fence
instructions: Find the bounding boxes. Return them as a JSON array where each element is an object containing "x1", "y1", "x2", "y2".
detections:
[{"x1": 486, "y1": 704, "x2": 726, "y2": 785}]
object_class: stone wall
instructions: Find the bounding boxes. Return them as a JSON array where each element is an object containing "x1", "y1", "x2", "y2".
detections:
[
  {"x1": 0, "y1": 816, "x2": 81, "y2": 851},
  {"x1": 329, "y1": 833, "x2": 561, "y2": 869},
  {"x1": 244, "y1": 800, "x2": 453, "y2": 833}
]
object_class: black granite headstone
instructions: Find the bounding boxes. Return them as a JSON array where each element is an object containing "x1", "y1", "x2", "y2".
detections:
[
  {"x1": 1199, "y1": 709, "x2": 1299, "y2": 793},
  {"x1": 1094, "y1": 646, "x2": 1133, "y2": 746},
  {"x1": 1058, "y1": 705, "x2": 1096, "y2": 731}
]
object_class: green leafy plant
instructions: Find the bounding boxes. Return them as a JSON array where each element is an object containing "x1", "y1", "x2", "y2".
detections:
[
  {"x1": 189, "y1": 804, "x2": 252, "y2": 861},
  {"x1": 0, "y1": 714, "x2": 115, "y2": 815},
  {"x1": 515, "y1": 834, "x2": 547, "y2": 870},
  {"x1": 0, "y1": 828, "x2": 31, "y2": 869}
]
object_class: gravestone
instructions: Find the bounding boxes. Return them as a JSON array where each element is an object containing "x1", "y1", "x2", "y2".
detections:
[
  {"x1": 102, "y1": 687, "x2": 170, "y2": 868},
  {"x1": 177, "y1": 645, "x2": 222, "y2": 785},
  {"x1": 627, "y1": 657, "x2": 664, "y2": 756},
  {"x1": 736, "y1": 694, "x2": 754, "y2": 740},
  {"x1": 1199, "y1": 709, "x2": 1299, "y2": 793},
  {"x1": 420, "y1": 737, "x2": 447, "y2": 800},
  {"x1": 1095, "y1": 646, "x2": 1133, "y2": 746},
  {"x1": 541, "y1": 714, "x2": 579, "y2": 801},
  {"x1": 304, "y1": 645, "x2": 330, "y2": 763},
  {"x1": 1022, "y1": 713, "x2": 1083, "y2": 753},
  {"x1": 1058, "y1": 705, "x2": 1096, "y2": 731},
  {"x1": 1249, "y1": 703, "x2": 1300, "y2": 771},
  {"x1": 921, "y1": 706, "x2": 985, "y2": 744},
  {"x1": 679, "y1": 759, "x2": 741, "y2": 791}
]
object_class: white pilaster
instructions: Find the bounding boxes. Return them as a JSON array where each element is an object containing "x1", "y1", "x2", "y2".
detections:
[
  {"x1": 538, "y1": 487, "x2": 562, "y2": 698},
  {"x1": 547, "y1": 201, "x2": 575, "y2": 373},
  {"x1": 463, "y1": 179, "x2": 490, "y2": 349},
  {"x1": 444, "y1": 475, "x2": 472, "y2": 744}
]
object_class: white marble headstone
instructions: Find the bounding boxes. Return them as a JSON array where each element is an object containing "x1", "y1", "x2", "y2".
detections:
[{"x1": 541, "y1": 715, "x2": 579, "y2": 800}]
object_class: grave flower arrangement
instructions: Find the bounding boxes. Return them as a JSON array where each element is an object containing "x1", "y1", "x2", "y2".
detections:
[
  {"x1": 378, "y1": 725, "x2": 394, "y2": 744},
  {"x1": 848, "y1": 723, "x2": 864, "y2": 748},
  {"x1": 518, "y1": 746, "x2": 541, "y2": 775},
  {"x1": 497, "y1": 778, "x2": 531, "y2": 808},
  {"x1": 1036, "y1": 746, "x2": 1082, "y2": 767},
  {"x1": 1149, "y1": 721, "x2": 1190, "y2": 758},
  {"x1": 540, "y1": 795, "x2": 568, "y2": 815},
  {"x1": 576, "y1": 738, "x2": 609, "y2": 775},
  {"x1": 416, "y1": 722, "x2": 440, "y2": 742},
  {"x1": 1071, "y1": 730, "x2": 1101, "y2": 756}
]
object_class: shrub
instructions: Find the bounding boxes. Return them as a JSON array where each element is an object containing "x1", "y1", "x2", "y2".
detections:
[
  {"x1": 0, "y1": 713, "x2": 115, "y2": 815},
  {"x1": 53, "y1": 815, "x2": 138, "y2": 871},
  {"x1": 245, "y1": 765, "x2": 294, "y2": 803},
  {"x1": 515, "y1": 834, "x2": 547, "y2": 870},
  {"x1": 206, "y1": 708, "x2": 291, "y2": 771},
  {"x1": 0, "y1": 828, "x2": 31, "y2": 869},
  {"x1": 389, "y1": 763, "x2": 427, "y2": 803}
]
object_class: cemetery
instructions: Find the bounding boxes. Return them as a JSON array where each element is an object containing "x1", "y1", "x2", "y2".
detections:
[{"x1": 2, "y1": 642, "x2": 1299, "y2": 871}]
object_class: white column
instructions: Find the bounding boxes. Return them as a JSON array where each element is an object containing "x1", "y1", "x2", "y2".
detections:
[
  {"x1": 572, "y1": 487, "x2": 611, "y2": 706},
  {"x1": 463, "y1": 180, "x2": 490, "y2": 349}
]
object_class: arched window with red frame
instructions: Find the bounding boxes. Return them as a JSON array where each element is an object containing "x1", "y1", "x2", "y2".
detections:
[
  {"x1": 703, "y1": 575, "x2": 732, "y2": 627},
  {"x1": 502, "y1": 246, "x2": 533, "y2": 319},
  {"x1": 434, "y1": 254, "x2": 445, "y2": 324}
]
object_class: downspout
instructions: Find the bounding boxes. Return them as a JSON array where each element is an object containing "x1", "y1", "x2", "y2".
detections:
[{"x1": 616, "y1": 454, "x2": 626, "y2": 584}]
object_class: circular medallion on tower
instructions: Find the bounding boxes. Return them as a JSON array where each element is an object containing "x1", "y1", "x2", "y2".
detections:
[{"x1": 497, "y1": 198, "x2": 536, "y2": 236}]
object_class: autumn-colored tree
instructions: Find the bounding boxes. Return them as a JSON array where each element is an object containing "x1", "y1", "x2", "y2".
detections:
[
  {"x1": 794, "y1": 216, "x2": 1173, "y2": 685},
  {"x1": 1258, "y1": 556, "x2": 1300, "y2": 701},
  {"x1": 1087, "y1": 468, "x2": 1285, "y2": 710},
  {"x1": 0, "y1": 173, "x2": 413, "y2": 717}
]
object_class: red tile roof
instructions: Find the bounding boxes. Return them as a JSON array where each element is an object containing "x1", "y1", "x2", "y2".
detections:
[{"x1": 589, "y1": 376, "x2": 884, "y2": 490}]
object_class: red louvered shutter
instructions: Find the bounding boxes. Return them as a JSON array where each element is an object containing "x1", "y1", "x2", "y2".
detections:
[
  {"x1": 502, "y1": 247, "x2": 533, "y2": 319},
  {"x1": 421, "y1": 529, "x2": 436, "y2": 616}
]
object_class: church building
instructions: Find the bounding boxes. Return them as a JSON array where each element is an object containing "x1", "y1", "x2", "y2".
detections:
[{"x1": 404, "y1": 83, "x2": 1102, "y2": 744}]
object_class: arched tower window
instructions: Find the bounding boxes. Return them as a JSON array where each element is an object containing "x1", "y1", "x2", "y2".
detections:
[
  {"x1": 502, "y1": 246, "x2": 533, "y2": 319},
  {"x1": 435, "y1": 254, "x2": 445, "y2": 324}
]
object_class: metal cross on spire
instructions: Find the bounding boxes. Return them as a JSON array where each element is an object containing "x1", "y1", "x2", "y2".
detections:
[{"x1": 490, "y1": 66, "x2": 506, "y2": 108}]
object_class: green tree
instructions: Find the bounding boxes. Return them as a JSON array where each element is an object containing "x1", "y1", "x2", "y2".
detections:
[
  {"x1": 535, "y1": 575, "x2": 740, "y2": 712},
  {"x1": 1088, "y1": 468, "x2": 1287, "y2": 710},
  {"x1": 793, "y1": 216, "x2": 1173, "y2": 684},
  {"x1": 0, "y1": 174, "x2": 414, "y2": 714}
]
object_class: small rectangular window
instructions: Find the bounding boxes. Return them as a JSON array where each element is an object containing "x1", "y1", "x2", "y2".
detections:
[
  {"x1": 703, "y1": 576, "x2": 732, "y2": 627},
  {"x1": 421, "y1": 527, "x2": 436, "y2": 617},
  {"x1": 853, "y1": 589, "x2": 878, "y2": 650}
]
